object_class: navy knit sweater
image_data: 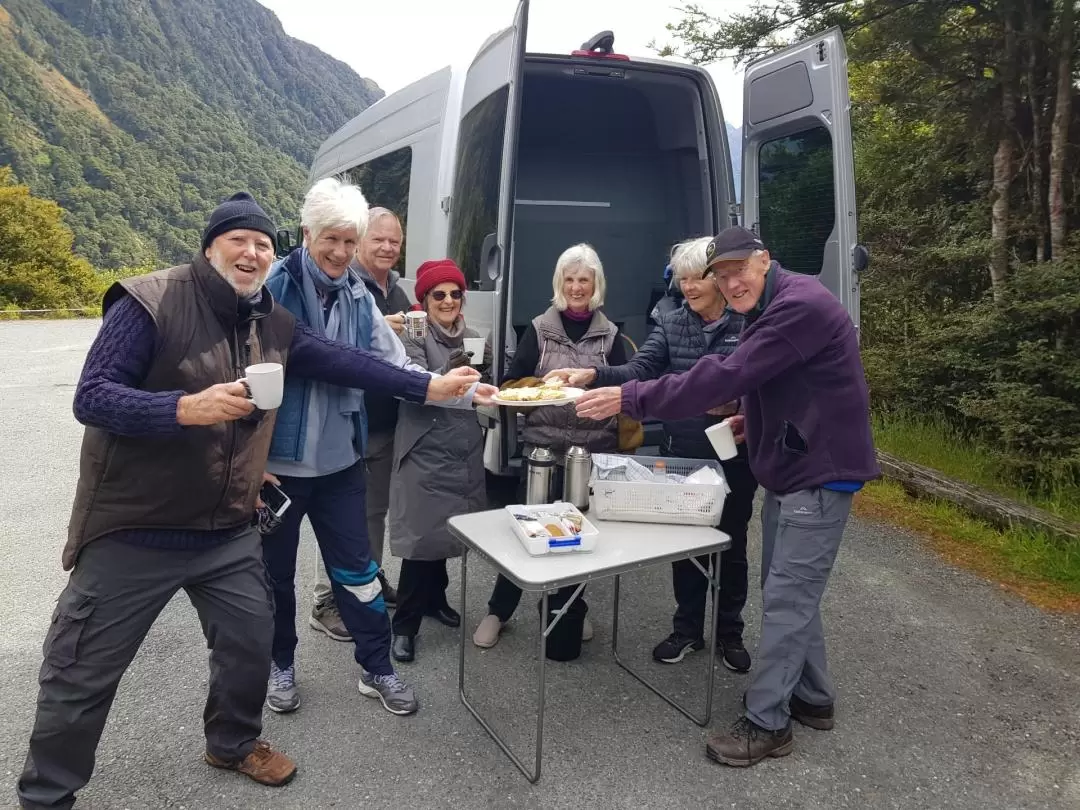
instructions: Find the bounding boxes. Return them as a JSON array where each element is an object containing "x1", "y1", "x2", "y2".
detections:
[{"x1": 74, "y1": 293, "x2": 430, "y2": 550}]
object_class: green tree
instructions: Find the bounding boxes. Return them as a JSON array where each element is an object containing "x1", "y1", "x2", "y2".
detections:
[{"x1": 0, "y1": 166, "x2": 100, "y2": 312}]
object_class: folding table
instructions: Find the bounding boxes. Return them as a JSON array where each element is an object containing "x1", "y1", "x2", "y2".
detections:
[{"x1": 449, "y1": 510, "x2": 730, "y2": 782}]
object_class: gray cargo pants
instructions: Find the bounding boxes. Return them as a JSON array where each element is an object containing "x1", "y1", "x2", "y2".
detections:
[
  {"x1": 744, "y1": 488, "x2": 853, "y2": 731},
  {"x1": 17, "y1": 529, "x2": 273, "y2": 810}
]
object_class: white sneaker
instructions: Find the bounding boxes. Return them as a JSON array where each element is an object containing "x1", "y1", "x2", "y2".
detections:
[
  {"x1": 582, "y1": 616, "x2": 594, "y2": 642},
  {"x1": 472, "y1": 614, "x2": 504, "y2": 648}
]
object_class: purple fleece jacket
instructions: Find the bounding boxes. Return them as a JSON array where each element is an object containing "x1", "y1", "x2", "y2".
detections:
[{"x1": 620, "y1": 266, "x2": 879, "y2": 495}]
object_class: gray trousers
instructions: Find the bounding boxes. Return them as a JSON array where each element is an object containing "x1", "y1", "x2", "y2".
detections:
[
  {"x1": 744, "y1": 488, "x2": 853, "y2": 731},
  {"x1": 313, "y1": 429, "x2": 394, "y2": 604},
  {"x1": 18, "y1": 530, "x2": 273, "y2": 810}
]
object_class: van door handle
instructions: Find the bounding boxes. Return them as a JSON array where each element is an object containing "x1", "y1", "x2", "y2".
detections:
[{"x1": 478, "y1": 232, "x2": 500, "y2": 291}]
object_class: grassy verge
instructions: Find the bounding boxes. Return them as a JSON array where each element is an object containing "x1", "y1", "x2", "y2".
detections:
[
  {"x1": 872, "y1": 410, "x2": 1080, "y2": 524},
  {"x1": 855, "y1": 480, "x2": 1080, "y2": 612}
]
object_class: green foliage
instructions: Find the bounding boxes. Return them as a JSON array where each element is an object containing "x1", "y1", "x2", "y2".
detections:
[
  {"x1": 662, "y1": 0, "x2": 1080, "y2": 497},
  {"x1": 0, "y1": 0, "x2": 382, "y2": 268},
  {"x1": 0, "y1": 165, "x2": 99, "y2": 311}
]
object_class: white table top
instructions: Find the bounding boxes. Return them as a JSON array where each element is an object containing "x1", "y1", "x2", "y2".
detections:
[{"x1": 447, "y1": 510, "x2": 730, "y2": 590}]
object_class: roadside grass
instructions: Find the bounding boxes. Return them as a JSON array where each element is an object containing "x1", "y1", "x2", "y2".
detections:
[
  {"x1": 871, "y1": 410, "x2": 1080, "y2": 525},
  {"x1": 855, "y1": 479, "x2": 1080, "y2": 613}
]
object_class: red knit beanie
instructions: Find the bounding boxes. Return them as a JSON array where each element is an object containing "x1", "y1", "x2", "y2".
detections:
[{"x1": 414, "y1": 259, "x2": 467, "y2": 302}]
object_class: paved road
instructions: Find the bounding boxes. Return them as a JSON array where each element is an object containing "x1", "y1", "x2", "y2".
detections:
[{"x1": 1, "y1": 319, "x2": 1077, "y2": 810}]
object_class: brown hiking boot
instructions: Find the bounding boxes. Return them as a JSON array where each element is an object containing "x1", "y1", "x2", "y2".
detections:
[
  {"x1": 204, "y1": 739, "x2": 297, "y2": 786},
  {"x1": 789, "y1": 695, "x2": 835, "y2": 730},
  {"x1": 706, "y1": 717, "x2": 793, "y2": 767}
]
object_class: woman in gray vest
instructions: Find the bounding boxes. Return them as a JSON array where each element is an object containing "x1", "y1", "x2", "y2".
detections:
[
  {"x1": 386, "y1": 259, "x2": 488, "y2": 662},
  {"x1": 545, "y1": 237, "x2": 758, "y2": 674},
  {"x1": 472, "y1": 243, "x2": 628, "y2": 649}
]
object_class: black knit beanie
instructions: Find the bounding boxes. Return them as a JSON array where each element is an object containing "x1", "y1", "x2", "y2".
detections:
[{"x1": 200, "y1": 192, "x2": 277, "y2": 252}]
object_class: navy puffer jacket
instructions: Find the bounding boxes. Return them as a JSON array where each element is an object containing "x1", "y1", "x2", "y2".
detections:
[{"x1": 594, "y1": 303, "x2": 744, "y2": 458}]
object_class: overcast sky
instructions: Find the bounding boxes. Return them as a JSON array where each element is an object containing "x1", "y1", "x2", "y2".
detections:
[{"x1": 257, "y1": 0, "x2": 746, "y2": 125}]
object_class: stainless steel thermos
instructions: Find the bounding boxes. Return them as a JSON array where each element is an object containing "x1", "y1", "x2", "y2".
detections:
[
  {"x1": 562, "y1": 445, "x2": 592, "y2": 511},
  {"x1": 525, "y1": 446, "x2": 556, "y2": 505}
]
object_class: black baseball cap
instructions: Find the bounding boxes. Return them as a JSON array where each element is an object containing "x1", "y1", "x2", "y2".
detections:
[{"x1": 705, "y1": 227, "x2": 766, "y2": 267}]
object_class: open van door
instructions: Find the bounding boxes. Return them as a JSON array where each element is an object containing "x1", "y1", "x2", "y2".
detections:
[
  {"x1": 741, "y1": 27, "x2": 865, "y2": 327},
  {"x1": 446, "y1": 0, "x2": 528, "y2": 474}
]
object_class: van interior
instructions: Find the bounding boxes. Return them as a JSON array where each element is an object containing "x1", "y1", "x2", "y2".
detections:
[{"x1": 510, "y1": 61, "x2": 719, "y2": 349}]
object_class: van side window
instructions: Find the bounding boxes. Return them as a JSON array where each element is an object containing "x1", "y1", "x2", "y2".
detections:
[
  {"x1": 344, "y1": 146, "x2": 413, "y2": 268},
  {"x1": 448, "y1": 86, "x2": 510, "y2": 288},
  {"x1": 757, "y1": 125, "x2": 834, "y2": 276}
]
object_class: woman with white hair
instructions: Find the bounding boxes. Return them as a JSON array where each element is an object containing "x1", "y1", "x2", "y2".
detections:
[
  {"x1": 260, "y1": 177, "x2": 494, "y2": 718},
  {"x1": 545, "y1": 236, "x2": 758, "y2": 674},
  {"x1": 471, "y1": 242, "x2": 628, "y2": 651}
]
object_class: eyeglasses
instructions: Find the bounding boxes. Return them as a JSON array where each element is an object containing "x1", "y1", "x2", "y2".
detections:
[{"x1": 430, "y1": 289, "x2": 463, "y2": 301}]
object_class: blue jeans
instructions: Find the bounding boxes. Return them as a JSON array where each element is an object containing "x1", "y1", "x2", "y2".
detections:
[{"x1": 262, "y1": 460, "x2": 393, "y2": 676}]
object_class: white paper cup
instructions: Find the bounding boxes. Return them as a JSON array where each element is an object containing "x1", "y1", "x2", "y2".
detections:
[
  {"x1": 404, "y1": 311, "x2": 428, "y2": 340},
  {"x1": 705, "y1": 419, "x2": 737, "y2": 460},
  {"x1": 241, "y1": 362, "x2": 284, "y2": 410},
  {"x1": 463, "y1": 337, "x2": 485, "y2": 366}
]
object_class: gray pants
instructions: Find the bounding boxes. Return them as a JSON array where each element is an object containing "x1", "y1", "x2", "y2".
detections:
[
  {"x1": 744, "y1": 488, "x2": 853, "y2": 731},
  {"x1": 18, "y1": 530, "x2": 273, "y2": 810},
  {"x1": 313, "y1": 429, "x2": 394, "y2": 604}
]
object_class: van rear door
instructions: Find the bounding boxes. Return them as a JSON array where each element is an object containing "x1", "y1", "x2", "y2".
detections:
[
  {"x1": 446, "y1": 0, "x2": 529, "y2": 474},
  {"x1": 446, "y1": 0, "x2": 529, "y2": 375},
  {"x1": 741, "y1": 27, "x2": 862, "y2": 326}
]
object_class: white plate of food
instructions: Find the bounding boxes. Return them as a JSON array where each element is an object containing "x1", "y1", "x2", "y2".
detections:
[{"x1": 491, "y1": 380, "x2": 585, "y2": 407}]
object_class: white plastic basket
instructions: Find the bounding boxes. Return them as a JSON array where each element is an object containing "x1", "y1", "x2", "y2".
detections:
[{"x1": 588, "y1": 454, "x2": 728, "y2": 526}]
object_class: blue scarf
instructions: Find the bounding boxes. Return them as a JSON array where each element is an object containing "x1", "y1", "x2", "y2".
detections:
[{"x1": 300, "y1": 248, "x2": 365, "y2": 415}]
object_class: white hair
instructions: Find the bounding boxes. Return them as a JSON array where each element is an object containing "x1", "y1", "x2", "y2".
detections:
[
  {"x1": 551, "y1": 243, "x2": 606, "y2": 311},
  {"x1": 367, "y1": 206, "x2": 402, "y2": 231},
  {"x1": 301, "y1": 177, "x2": 369, "y2": 243},
  {"x1": 669, "y1": 236, "x2": 713, "y2": 280}
]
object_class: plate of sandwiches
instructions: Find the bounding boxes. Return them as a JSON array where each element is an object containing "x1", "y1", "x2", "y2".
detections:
[{"x1": 491, "y1": 378, "x2": 585, "y2": 407}]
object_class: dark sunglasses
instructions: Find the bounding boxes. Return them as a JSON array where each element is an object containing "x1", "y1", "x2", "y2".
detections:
[{"x1": 430, "y1": 289, "x2": 463, "y2": 301}]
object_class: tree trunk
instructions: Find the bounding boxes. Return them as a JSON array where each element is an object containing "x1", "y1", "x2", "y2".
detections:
[
  {"x1": 1027, "y1": 0, "x2": 1048, "y2": 262},
  {"x1": 990, "y1": 11, "x2": 1019, "y2": 298},
  {"x1": 1049, "y1": 0, "x2": 1074, "y2": 261}
]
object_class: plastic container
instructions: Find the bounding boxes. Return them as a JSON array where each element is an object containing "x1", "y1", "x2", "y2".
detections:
[
  {"x1": 506, "y1": 502, "x2": 599, "y2": 555},
  {"x1": 588, "y1": 454, "x2": 728, "y2": 526}
]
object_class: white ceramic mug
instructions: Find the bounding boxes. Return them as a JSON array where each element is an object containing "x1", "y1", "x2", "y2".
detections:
[
  {"x1": 404, "y1": 311, "x2": 428, "y2": 340},
  {"x1": 705, "y1": 418, "x2": 738, "y2": 460},
  {"x1": 241, "y1": 362, "x2": 284, "y2": 410},
  {"x1": 463, "y1": 337, "x2": 485, "y2": 366}
]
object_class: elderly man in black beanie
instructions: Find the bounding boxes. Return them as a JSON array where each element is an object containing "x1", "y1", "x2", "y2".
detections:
[{"x1": 16, "y1": 193, "x2": 488, "y2": 810}]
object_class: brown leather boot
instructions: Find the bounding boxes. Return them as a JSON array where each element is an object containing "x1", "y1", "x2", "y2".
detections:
[
  {"x1": 706, "y1": 717, "x2": 793, "y2": 767},
  {"x1": 789, "y1": 695, "x2": 835, "y2": 730},
  {"x1": 204, "y1": 739, "x2": 297, "y2": 786}
]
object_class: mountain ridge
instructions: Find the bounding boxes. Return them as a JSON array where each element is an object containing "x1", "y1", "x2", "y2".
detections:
[{"x1": 0, "y1": 0, "x2": 382, "y2": 267}]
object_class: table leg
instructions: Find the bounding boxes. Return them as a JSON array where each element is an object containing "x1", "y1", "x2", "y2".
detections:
[
  {"x1": 458, "y1": 551, "x2": 550, "y2": 783},
  {"x1": 611, "y1": 555, "x2": 720, "y2": 727}
]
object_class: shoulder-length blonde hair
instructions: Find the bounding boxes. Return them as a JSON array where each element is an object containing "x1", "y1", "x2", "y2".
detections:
[{"x1": 551, "y1": 243, "x2": 606, "y2": 311}]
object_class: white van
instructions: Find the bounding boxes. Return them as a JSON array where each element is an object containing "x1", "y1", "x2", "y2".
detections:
[{"x1": 308, "y1": 1, "x2": 865, "y2": 476}]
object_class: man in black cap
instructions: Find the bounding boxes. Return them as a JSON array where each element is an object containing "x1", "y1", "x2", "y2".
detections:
[
  {"x1": 16, "y1": 193, "x2": 486, "y2": 809},
  {"x1": 575, "y1": 225, "x2": 879, "y2": 767}
]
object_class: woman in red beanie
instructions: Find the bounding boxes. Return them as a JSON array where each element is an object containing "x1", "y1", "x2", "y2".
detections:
[{"x1": 386, "y1": 259, "x2": 489, "y2": 662}]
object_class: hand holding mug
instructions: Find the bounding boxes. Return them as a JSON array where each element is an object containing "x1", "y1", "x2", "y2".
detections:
[
  {"x1": 445, "y1": 348, "x2": 471, "y2": 370},
  {"x1": 177, "y1": 382, "x2": 255, "y2": 426},
  {"x1": 385, "y1": 312, "x2": 406, "y2": 335}
]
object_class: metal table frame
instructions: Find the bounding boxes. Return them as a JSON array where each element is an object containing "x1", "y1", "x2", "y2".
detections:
[{"x1": 452, "y1": 516, "x2": 729, "y2": 783}]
